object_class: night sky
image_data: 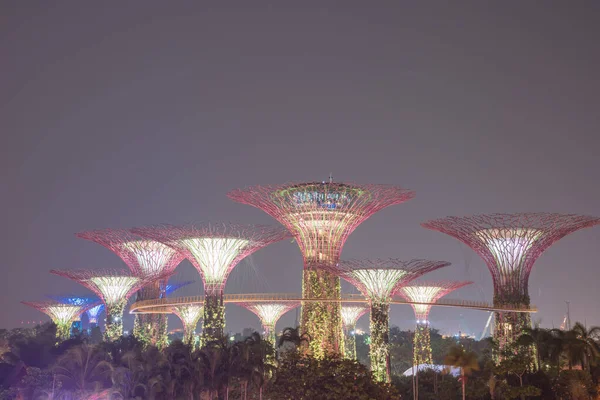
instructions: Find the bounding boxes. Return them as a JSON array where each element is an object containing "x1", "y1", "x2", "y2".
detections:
[{"x1": 3, "y1": 2, "x2": 600, "y2": 337}]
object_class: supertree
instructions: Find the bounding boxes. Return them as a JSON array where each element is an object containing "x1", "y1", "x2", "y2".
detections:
[
  {"x1": 335, "y1": 259, "x2": 450, "y2": 382},
  {"x1": 22, "y1": 300, "x2": 92, "y2": 340},
  {"x1": 50, "y1": 269, "x2": 145, "y2": 341},
  {"x1": 46, "y1": 295, "x2": 99, "y2": 334},
  {"x1": 76, "y1": 229, "x2": 184, "y2": 346},
  {"x1": 171, "y1": 305, "x2": 203, "y2": 347},
  {"x1": 162, "y1": 280, "x2": 194, "y2": 298},
  {"x1": 398, "y1": 281, "x2": 472, "y2": 366},
  {"x1": 132, "y1": 223, "x2": 290, "y2": 344},
  {"x1": 236, "y1": 302, "x2": 300, "y2": 347},
  {"x1": 422, "y1": 213, "x2": 600, "y2": 352},
  {"x1": 228, "y1": 180, "x2": 415, "y2": 358},
  {"x1": 86, "y1": 303, "x2": 105, "y2": 329},
  {"x1": 340, "y1": 304, "x2": 369, "y2": 360}
]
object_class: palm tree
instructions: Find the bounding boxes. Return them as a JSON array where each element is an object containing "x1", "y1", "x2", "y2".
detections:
[
  {"x1": 53, "y1": 345, "x2": 113, "y2": 392},
  {"x1": 444, "y1": 345, "x2": 479, "y2": 400},
  {"x1": 517, "y1": 325, "x2": 553, "y2": 370},
  {"x1": 551, "y1": 328, "x2": 586, "y2": 370},
  {"x1": 571, "y1": 322, "x2": 600, "y2": 372}
]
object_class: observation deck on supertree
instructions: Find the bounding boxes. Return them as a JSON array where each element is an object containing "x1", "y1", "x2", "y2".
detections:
[
  {"x1": 22, "y1": 300, "x2": 92, "y2": 340},
  {"x1": 171, "y1": 305, "x2": 203, "y2": 347},
  {"x1": 398, "y1": 281, "x2": 471, "y2": 366},
  {"x1": 227, "y1": 180, "x2": 415, "y2": 358},
  {"x1": 340, "y1": 304, "x2": 369, "y2": 360},
  {"x1": 335, "y1": 259, "x2": 451, "y2": 383},
  {"x1": 421, "y1": 213, "x2": 600, "y2": 352},
  {"x1": 76, "y1": 229, "x2": 185, "y2": 347},
  {"x1": 50, "y1": 269, "x2": 145, "y2": 342},
  {"x1": 131, "y1": 223, "x2": 290, "y2": 344},
  {"x1": 236, "y1": 301, "x2": 300, "y2": 346}
]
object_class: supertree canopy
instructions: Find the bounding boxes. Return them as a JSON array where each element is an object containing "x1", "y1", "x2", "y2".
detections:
[
  {"x1": 46, "y1": 296, "x2": 98, "y2": 322},
  {"x1": 171, "y1": 305, "x2": 203, "y2": 347},
  {"x1": 76, "y1": 229, "x2": 185, "y2": 347},
  {"x1": 398, "y1": 281, "x2": 471, "y2": 365},
  {"x1": 22, "y1": 301, "x2": 91, "y2": 340},
  {"x1": 132, "y1": 223, "x2": 290, "y2": 344},
  {"x1": 237, "y1": 302, "x2": 300, "y2": 346},
  {"x1": 228, "y1": 180, "x2": 415, "y2": 358},
  {"x1": 86, "y1": 303, "x2": 105, "y2": 326},
  {"x1": 336, "y1": 259, "x2": 451, "y2": 382},
  {"x1": 340, "y1": 304, "x2": 369, "y2": 360},
  {"x1": 421, "y1": 213, "x2": 600, "y2": 351},
  {"x1": 50, "y1": 269, "x2": 144, "y2": 342}
]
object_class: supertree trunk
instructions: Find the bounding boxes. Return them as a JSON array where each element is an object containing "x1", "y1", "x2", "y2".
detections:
[
  {"x1": 264, "y1": 324, "x2": 276, "y2": 348},
  {"x1": 370, "y1": 301, "x2": 391, "y2": 383},
  {"x1": 301, "y1": 267, "x2": 344, "y2": 359},
  {"x1": 56, "y1": 323, "x2": 71, "y2": 341},
  {"x1": 133, "y1": 280, "x2": 168, "y2": 347},
  {"x1": 202, "y1": 290, "x2": 225, "y2": 345},
  {"x1": 343, "y1": 326, "x2": 357, "y2": 360},
  {"x1": 413, "y1": 323, "x2": 432, "y2": 366},
  {"x1": 105, "y1": 299, "x2": 126, "y2": 342}
]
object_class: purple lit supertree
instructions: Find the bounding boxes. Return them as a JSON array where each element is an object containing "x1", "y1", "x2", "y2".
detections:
[
  {"x1": 86, "y1": 304, "x2": 105, "y2": 328},
  {"x1": 340, "y1": 304, "x2": 369, "y2": 360},
  {"x1": 421, "y1": 213, "x2": 600, "y2": 352},
  {"x1": 50, "y1": 269, "x2": 146, "y2": 341},
  {"x1": 171, "y1": 305, "x2": 204, "y2": 347},
  {"x1": 236, "y1": 302, "x2": 300, "y2": 346},
  {"x1": 335, "y1": 259, "x2": 450, "y2": 382},
  {"x1": 228, "y1": 180, "x2": 415, "y2": 358},
  {"x1": 22, "y1": 300, "x2": 92, "y2": 340},
  {"x1": 76, "y1": 229, "x2": 184, "y2": 347},
  {"x1": 398, "y1": 281, "x2": 472, "y2": 366},
  {"x1": 132, "y1": 223, "x2": 290, "y2": 344}
]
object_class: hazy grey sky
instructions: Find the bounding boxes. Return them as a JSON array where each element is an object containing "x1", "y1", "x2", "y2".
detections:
[{"x1": 2, "y1": 2, "x2": 599, "y2": 336}]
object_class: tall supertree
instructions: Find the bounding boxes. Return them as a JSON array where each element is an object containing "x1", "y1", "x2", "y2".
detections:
[
  {"x1": 335, "y1": 259, "x2": 450, "y2": 382},
  {"x1": 50, "y1": 269, "x2": 145, "y2": 341},
  {"x1": 162, "y1": 280, "x2": 194, "y2": 298},
  {"x1": 132, "y1": 223, "x2": 290, "y2": 344},
  {"x1": 236, "y1": 302, "x2": 300, "y2": 347},
  {"x1": 228, "y1": 180, "x2": 415, "y2": 358},
  {"x1": 422, "y1": 213, "x2": 600, "y2": 352},
  {"x1": 86, "y1": 303, "x2": 105, "y2": 329},
  {"x1": 340, "y1": 304, "x2": 369, "y2": 360},
  {"x1": 46, "y1": 295, "x2": 98, "y2": 334},
  {"x1": 398, "y1": 281, "x2": 471, "y2": 366},
  {"x1": 171, "y1": 305, "x2": 203, "y2": 347},
  {"x1": 22, "y1": 301, "x2": 92, "y2": 340},
  {"x1": 76, "y1": 229, "x2": 184, "y2": 347}
]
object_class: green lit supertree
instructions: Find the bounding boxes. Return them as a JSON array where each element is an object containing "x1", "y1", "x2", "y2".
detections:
[
  {"x1": 228, "y1": 180, "x2": 414, "y2": 358},
  {"x1": 50, "y1": 269, "x2": 145, "y2": 342},
  {"x1": 76, "y1": 229, "x2": 184, "y2": 347},
  {"x1": 22, "y1": 300, "x2": 93, "y2": 341},
  {"x1": 132, "y1": 223, "x2": 290, "y2": 345},
  {"x1": 172, "y1": 304, "x2": 203, "y2": 347},
  {"x1": 398, "y1": 281, "x2": 471, "y2": 366},
  {"x1": 340, "y1": 304, "x2": 369, "y2": 360},
  {"x1": 335, "y1": 259, "x2": 450, "y2": 382},
  {"x1": 237, "y1": 301, "x2": 300, "y2": 347}
]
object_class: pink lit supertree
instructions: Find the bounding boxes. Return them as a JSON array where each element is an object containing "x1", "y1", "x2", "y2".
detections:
[
  {"x1": 22, "y1": 300, "x2": 93, "y2": 340},
  {"x1": 335, "y1": 259, "x2": 451, "y2": 382},
  {"x1": 50, "y1": 269, "x2": 146, "y2": 341},
  {"x1": 340, "y1": 304, "x2": 369, "y2": 360},
  {"x1": 132, "y1": 223, "x2": 290, "y2": 344},
  {"x1": 228, "y1": 180, "x2": 415, "y2": 358},
  {"x1": 398, "y1": 281, "x2": 472, "y2": 366},
  {"x1": 421, "y1": 213, "x2": 600, "y2": 352},
  {"x1": 76, "y1": 229, "x2": 185, "y2": 347},
  {"x1": 171, "y1": 305, "x2": 204, "y2": 347},
  {"x1": 236, "y1": 302, "x2": 300, "y2": 346}
]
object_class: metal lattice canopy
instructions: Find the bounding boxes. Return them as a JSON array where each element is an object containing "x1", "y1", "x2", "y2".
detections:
[
  {"x1": 340, "y1": 304, "x2": 369, "y2": 328},
  {"x1": 171, "y1": 304, "x2": 204, "y2": 327},
  {"x1": 237, "y1": 301, "x2": 300, "y2": 329},
  {"x1": 398, "y1": 281, "x2": 472, "y2": 321},
  {"x1": 335, "y1": 259, "x2": 451, "y2": 302},
  {"x1": 421, "y1": 213, "x2": 600, "y2": 301},
  {"x1": 131, "y1": 223, "x2": 290, "y2": 294},
  {"x1": 50, "y1": 269, "x2": 145, "y2": 307},
  {"x1": 76, "y1": 229, "x2": 185, "y2": 280},
  {"x1": 227, "y1": 181, "x2": 415, "y2": 267},
  {"x1": 22, "y1": 300, "x2": 91, "y2": 325}
]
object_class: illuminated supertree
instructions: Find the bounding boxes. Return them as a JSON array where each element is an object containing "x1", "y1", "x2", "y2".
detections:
[
  {"x1": 335, "y1": 259, "x2": 450, "y2": 382},
  {"x1": 162, "y1": 280, "x2": 194, "y2": 298},
  {"x1": 132, "y1": 223, "x2": 290, "y2": 344},
  {"x1": 228, "y1": 180, "x2": 415, "y2": 358},
  {"x1": 422, "y1": 213, "x2": 600, "y2": 352},
  {"x1": 50, "y1": 269, "x2": 144, "y2": 341},
  {"x1": 340, "y1": 304, "x2": 369, "y2": 360},
  {"x1": 86, "y1": 303, "x2": 105, "y2": 328},
  {"x1": 22, "y1": 301, "x2": 91, "y2": 340},
  {"x1": 46, "y1": 295, "x2": 99, "y2": 334},
  {"x1": 237, "y1": 302, "x2": 300, "y2": 346},
  {"x1": 171, "y1": 305, "x2": 203, "y2": 347},
  {"x1": 76, "y1": 229, "x2": 184, "y2": 346},
  {"x1": 398, "y1": 281, "x2": 472, "y2": 366}
]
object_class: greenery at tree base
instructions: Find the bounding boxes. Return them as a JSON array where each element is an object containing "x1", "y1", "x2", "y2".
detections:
[{"x1": 0, "y1": 320, "x2": 598, "y2": 399}]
